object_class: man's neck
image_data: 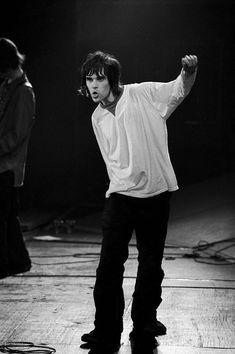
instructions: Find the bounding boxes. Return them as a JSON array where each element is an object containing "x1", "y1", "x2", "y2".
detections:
[
  {"x1": 101, "y1": 91, "x2": 116, "y2": 106},
  {"x1": 101, "y1": 86, "x2": 123, "y2": 106}
]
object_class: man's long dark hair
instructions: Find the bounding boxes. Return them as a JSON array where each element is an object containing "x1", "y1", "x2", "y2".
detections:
[{"x1": 79, "y1": 51, "x2": 122, "y2": 97}]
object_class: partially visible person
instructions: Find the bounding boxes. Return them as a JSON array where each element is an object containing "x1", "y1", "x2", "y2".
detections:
[{"x1": 0, "y1": 38, "x2": 35, "y2": 279}]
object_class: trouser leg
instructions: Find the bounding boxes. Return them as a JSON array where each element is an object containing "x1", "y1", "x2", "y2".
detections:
[
  {"x1": 93, "y1": 194, "x2": 134, "y2": 336},
  {"x1": 131, "y1": 192, "x2": 171, "y2": 327},
  {"x1": 0, "y1": 171, "x2": 31, "y2": 274},
  {"x1": 7, "y1": 187, "x2": 31, "y2": 270},
  {"x1": 0, "y1": 171, "x2": 14, "y2": 271}
]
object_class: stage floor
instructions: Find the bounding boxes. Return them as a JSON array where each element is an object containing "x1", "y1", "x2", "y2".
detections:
[{"x1": 1, "y1": 173, "x2": 235, "y2": 353}]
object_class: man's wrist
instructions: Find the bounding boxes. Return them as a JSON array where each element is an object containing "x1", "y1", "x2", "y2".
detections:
[{"x1": 182, "y1": 64, "x2": 198, "y2": 75}]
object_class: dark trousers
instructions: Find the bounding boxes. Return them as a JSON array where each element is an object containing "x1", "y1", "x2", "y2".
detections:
[
  {"x1": 0, "y1": 170, "x2": 31, "y2": 272},
  {"x1": 93, "y1": 191, "x2": 171, "y2": 336}
]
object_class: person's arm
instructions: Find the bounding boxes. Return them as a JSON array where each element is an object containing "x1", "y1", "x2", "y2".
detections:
[
  {"x1": 153, "y1": 54, "x2": 198, "y2": 119},
  {"x1": 0, "y1": 85, "x2": 35, "y2": 156}
]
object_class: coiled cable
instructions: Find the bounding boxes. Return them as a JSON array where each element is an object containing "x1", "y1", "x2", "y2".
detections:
[{"x1": 0, "y1": 342, "x2": 56, "y2": 354}]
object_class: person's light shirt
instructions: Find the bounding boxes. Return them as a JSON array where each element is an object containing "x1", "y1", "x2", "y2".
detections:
[{"x1": 92, "y1": 70, "x2": 196, "y2": 198}]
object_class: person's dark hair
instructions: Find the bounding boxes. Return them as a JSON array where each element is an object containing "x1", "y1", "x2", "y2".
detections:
[
  {"x1": 0, "y1": 38, "x2": 25, "y2": 73},
  {"x1": 79, "y1": 51, "x2": 122, "y2": 97}
]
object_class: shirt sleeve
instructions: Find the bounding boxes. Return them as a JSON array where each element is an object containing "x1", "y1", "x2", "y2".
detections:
[
  {"x1": 0, "y1": 85, "x2": 35, "y2": 156},
  {"x1": 136, "y1": 69, "x2": 197, "y2": 120}
]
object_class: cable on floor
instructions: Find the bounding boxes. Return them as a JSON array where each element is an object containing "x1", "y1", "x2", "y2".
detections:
[
  {"x1": 0, "y1": 342, "x2": 56, "y2": 353},
  {"x1": 26, "y1": 235, "x2": 235, "y2": 266},
  {"x1": 192, "y1": 237, "x2": 235, "y2": 265}
]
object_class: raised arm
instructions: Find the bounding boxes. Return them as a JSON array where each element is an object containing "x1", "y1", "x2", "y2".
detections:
[{"x1": 160, "y1": 54, "x2": 198, "y2": 118}]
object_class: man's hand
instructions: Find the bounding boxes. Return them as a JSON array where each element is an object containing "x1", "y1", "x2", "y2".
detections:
[{"x1": 181, "y1": 55, "x2": 198, "y2": 75}]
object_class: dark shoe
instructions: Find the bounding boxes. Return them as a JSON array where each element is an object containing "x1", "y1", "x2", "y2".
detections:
[
  {"x1": 81, "y1": 329, "x2": 103, "y2": 346},
  {"x1": 81, "y1": 330, "x2": 120, "y2": 352},
  {"x1": 129, "y1": 329, "x2": 158, "y2": 353},
  {"x1": 9, "y1": 262, "x2": 31, "y2": 276},
  {"x1": 143, "y1": 319, "x2": 167, "y2": 336}
]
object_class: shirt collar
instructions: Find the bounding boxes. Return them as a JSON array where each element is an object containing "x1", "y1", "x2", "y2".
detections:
[{"x1": 100, "y1": 86, "x2": 124, "y2": 110}]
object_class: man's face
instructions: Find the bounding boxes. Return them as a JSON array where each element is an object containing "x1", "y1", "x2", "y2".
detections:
[{"x1": 86, "y1": 71, "x2": 114, "y2": 104}]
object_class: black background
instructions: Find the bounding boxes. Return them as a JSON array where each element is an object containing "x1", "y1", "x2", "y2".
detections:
[{"x1": 1, "y1": 0, "x2": 234, "y2": 212}]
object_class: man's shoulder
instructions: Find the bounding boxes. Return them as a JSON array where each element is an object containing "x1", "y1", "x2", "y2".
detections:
[
  {"x1": 126, "y1": 82, "x2": 156, "y2": 92},
  {"x1": 23, "y1": 75, "x2": 34, "y2": 91},
  {"x1": 16, "y1": 81, "x2": 35, "y2": 102},
  {"x1": 125, "y1": 82, "x2": 158, "y2": 100}
]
